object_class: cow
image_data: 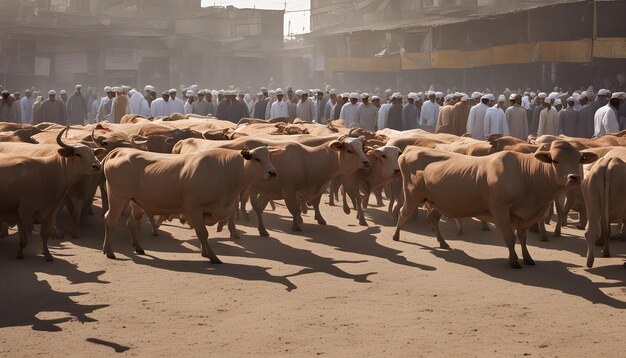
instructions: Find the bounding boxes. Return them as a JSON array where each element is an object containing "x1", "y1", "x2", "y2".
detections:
[
  {"x1": 582, "y1": 148, "x2": 626, "y2": 268},
  {"x1": 393, "y1": 140, "x2": 598, "y2": 268},
  {"x1": 249, "y1": 135, "x2": 370, "y2": 236},
  {"x1": 0, "y1": 127, "x2": 102, "y2": 260},
  {"x1": 466, "y1": 136, "x2": 539, "y2": 156},
  {"x1": 0, "y1": 140, "x2": 108, "y2": 238},
  {"x1": 101, "y1": 146, "x2": 278, "y2": 263}
]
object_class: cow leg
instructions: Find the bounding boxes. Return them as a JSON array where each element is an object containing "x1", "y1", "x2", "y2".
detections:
[
  {"x1": 227, "y1": 215, "x2": 240, "y2": 240},
  {"x1": 375, "y1": 189, "x2": 384, "y2": 207},
  {"x1": 392, "y1": 183, "x2": 423, "y2": 241},
  {"x1": 239, "y1": 191, "x2": 250, "y2": 221},
  {"x1": 269, "y1": 199, "x2": 276, "y2": 211},
  {"x1": 311, "y1": 196, "x2": 327, "y2": 225},
  {"x1": 16, "y1": 222, "x2": 30, "y2": 260},
  {"x1": 341, "y1": 187, "x2": 351, "y2": 215},
  {"x1": 126, "y1": 203, "x2": 145, "y2": 255},
  {"x1": 67, "y1": 196, "x2": 84, "y2": 239},
  {"x1": 538, "y1": 220, "x2": 549, "y2": 242},
  {"x1": 354, "y1": 193, "x2": 367, "y2": 227},
  {"x1": 328, "y1": 178, "x2": 340, "y2": 206},
  {"x1": 492, "y1": 210, "x2": 521, "y2": 268},
  {"x1": 553, "y1": 196, "x2": 565, "y2": 237},
  {"x1": 455, "y1": 218, "x2": 463, "y2": 235},
  {"x1": 250, "y1": 193, "x2": 270, "y2": 237},
  {"x1": 427, "y1": 209, "x2": 450, "y2": 249},
  {"x1": 99, "y1": 182, "x2": 109, "y2": 214},
  {"x1": 284, "y1": 192, "x2": 303, "y2": 232},
  {"x1": 40, "y1": 219, "x2": 56, "y2": 262},
  {"x1": 544, "y1": 202, "x2": 554, "y2": 224},
  {"x1": 300, "y1": 200, "x2": 309, "y2": 215},
  {"x1": 186, "y1": 209, "x2": 221, "y2": 264},
  {"x1": 561, "y1": 197, "x2": 573, "y2": 227},
  {"x1": 516, "y1": 229, "x2": 534, "y2": 265},
  {"x1": 577, "y1": 209, "x2": 588, "y2": 230},
  {"x1": 147, "y1": 215, "x2": 159, "y2": 236},
  {"x1": 103, "y1": 198, "x2": 127, "y2": 259},
  {"x1": 602, "y1": 224, "x2": 611, "y2": 258}
]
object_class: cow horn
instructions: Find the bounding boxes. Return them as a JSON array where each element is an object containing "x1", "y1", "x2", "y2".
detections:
[
  {"x1": 56, "y1": 126, "x2": 74, "y2": 151},
  {"x1": 336, "y1": 134, "x2": 348, "y2": 142},
  {"x1": 348, "y1": 127, "x2": 359, "y2": 137}
]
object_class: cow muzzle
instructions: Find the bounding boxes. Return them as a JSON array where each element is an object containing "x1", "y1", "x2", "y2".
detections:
[
  {"x1": 566, "y1": 174, "x2": 580, "y2": 185},
  {"x1": 362, "y1": 161, "x2": 371, "y2": 168},
  {"x1": 393, "y1": 169, "x2": 401, "y2": 176},
  {"x1": 266, "y1": 169, "x2": 277, "y2": 179},
  {"x1": 92, "y1": 163, "x2": 102, "y2": 172}
]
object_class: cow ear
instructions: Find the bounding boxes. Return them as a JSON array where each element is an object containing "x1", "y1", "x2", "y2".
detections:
[
  {"x1": 329, "y1": 140, "x2": 343, "y2": 151},
  {"x1": 58, "y1": 148, "x2": 72, "y2": 157},
  {"x1": 240, "y1": 149, "x2": 252, "y2": 160},
  {"x1": 580, "y1": 151, "x2": 599, "y2": 164},
  {"x1": 534, "y1": 151, "x2": 552, "y2": 163},
  {"x1": 164, "y1": 137, "x2": 176, "y2": 145}
]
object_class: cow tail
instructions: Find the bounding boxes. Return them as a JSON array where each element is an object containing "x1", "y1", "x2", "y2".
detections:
[{"x1": 602, "y1": 158, "x2": 613, "y2": 236}]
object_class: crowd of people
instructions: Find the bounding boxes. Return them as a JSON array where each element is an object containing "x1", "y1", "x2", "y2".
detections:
[{"x1": 1, "y1": 83, "x2": 625, "y2": 138}]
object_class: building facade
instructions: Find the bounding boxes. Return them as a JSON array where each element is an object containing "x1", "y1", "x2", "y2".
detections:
[
  {"x1": 0, "y1": 0, "x2": 284, "y2": 92},
  {"x1": 308, "y1": 0, "x2": 626, "y2": 92}
]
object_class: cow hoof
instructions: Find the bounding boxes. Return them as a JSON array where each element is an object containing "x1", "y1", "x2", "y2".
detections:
[
  {"x1": 317, "y1": 219, "x2": 327, "y2": 225},
  {"x1": 392, "y1": 234, "x2": 400, "y2": 241},
  {"x1": 359, "y1": 220, "x2": 367, "y2": 227},
  {"x1": 292, "y1": 226, "x2": 302, "y2": 232},
  {"x1": 151, "y1": 230, "x2": 158, "y2": 237},
  {"x1": 259, "y1": 229, "x2": 270, "y2": 237},
  {"x1": 553, "y1": 231, "x2": 561, "y2": 238},
  {"x1": 510, "y1": 261, "x2": 522, "y2": 269},
  {"x1": 45, "y1": 255, "x2": 54, "y2": 262},
  {"x1": 602, "y1": 249, "x2": 611, "y2": 258},
  {"x1": 135, "y1": 248, "x2": 145, "y2": 255},
  {"x1": 440, "y1": 242, "x2": 451, "y2": 250},
  {"x1": 230, "y1": 234, "x2": 240, "y2": 240},
  {"x1": 523, "y1": 258, "x2": 535, "y2": 265},
  {"x1": 208, "y1": 256, "x2": 222, "y2": 264},
  {"x1": 106, "y1": 252, "x2": 116, "y2": 259}
]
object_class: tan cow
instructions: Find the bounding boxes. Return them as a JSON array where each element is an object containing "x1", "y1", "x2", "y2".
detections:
[
  {"x1": 466, "y1": 136, "x2": 539, "y2": 156},
  {"x1": 393, "y1": 141, "x2": 598, "y2": 268},
  {"x1": 0, "y1": 128, "x2": 102, "y2": 260},
  {"x1": 582, "y1": 148, "x2": 626, "y2": 268},
  {"x1": 101, "y1": 146, "x2": 277, "y2": 263}
]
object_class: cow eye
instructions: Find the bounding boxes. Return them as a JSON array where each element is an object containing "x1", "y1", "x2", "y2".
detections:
[
  {"x1": 346, "y1": 149, "x2": 354, "y2": 154},
  {"x1": 76, "y1": 153, "x2": 82, "y2": 158},
  {"x1": 381, "y1": 154, "x2": 387, "y2": 159},
  {"x1": 552, "y1": 160, "x2": 559, "y2": 164},
  {"x1": 254, "y1": 158, "x2": 261, "y2": 162}
]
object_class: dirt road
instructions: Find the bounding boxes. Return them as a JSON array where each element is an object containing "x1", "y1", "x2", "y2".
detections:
[{"x1": 1, "y1": 198, "x2": 625, "y2": 357}]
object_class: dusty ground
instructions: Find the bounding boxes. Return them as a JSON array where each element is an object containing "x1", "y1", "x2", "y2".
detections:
[{"x1": 1, "y1": 194, "x2": 625, "y2": 357}]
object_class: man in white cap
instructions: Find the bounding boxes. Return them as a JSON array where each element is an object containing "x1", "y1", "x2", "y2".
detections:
[
  {"x1": 355, "y1": 93, "x2": 377, "y2": 131},
  {"x1": 331, "y1": 93, "x2": 347, "y2": 120},
  {"x1": 484, "y1": 95, "x2": 509, "y2": 138},
  {"x1": 270, "y1": 88, "x2": 289, "y2": 119},
  {"x1": 384, "y1": 89, "x2": 393, "y2": 103},
  {"x1": 253, "y1": 88, "x2": 269, "y2": 119},
  {"x1": 558, "y1": 97, "x2": 578, "y2": 136},
  {"x1": 339, "y1": 92, "x2": 360, "y2": 127},
  {"x1": 377, "y1": 94, "x2": 392, "y2": 130},
  {"x1": 143, "y1": 85, "x2": 155, "y2": 107},
  {"x1": 402, "y1": 93, "x2": 419, "y2": 130},
  {"x1": 506, "y1": 94, "x2": 528, "y2": 140},
  {"x1": 166, "y1": 88, "x2": 185, "y2": 115},
  {"x1": 109, "y1": 87, "x2": 129, "y2": 123},
  {"x1": 59, "y1": 90, "x2": 68, "y2": 106},
  {"x1": 0, "y1": 90, "x2": 19, "y2": 123},
  {"x1": 38, "y1": 90, "x2": 67, "y2": 125},
  {"x1": 265, "y1": 90, "x2": 277, "y2": 120},
  {"x1": 323, "y1": 89, "x2": 338, "y2": 122},
  {"x1": 97, "y1": 86, "x2": 114, "y2": 122},
  {"x1": 386, "y1": 93, "x2": 404, "y2": 130},
  {"x1": 419, "y1": 91, "x2": 440, "y2": 132},
  {"x1": 129, "y1": 89, "x2": 150, "y2": 118},
  {"x1": 466, "y1": 94, "x2": 492, "y2": 139},
  {"x1": 496, "y1": 94, "x2": 507, "y2": 112},
  {"x1": 20, "y1": 88, "x2": 35, "y2": 124},
  {"x1": 192, "y1": 90, "x2": 209, "y2": 116},
  {"x1": 313, "y1": 91, "x2": 324, "y2": 123},
  {"x1": 66, "y1": 84, "x2": 87, "y2": 125},
  {"x1": 296, "y1": 90, "x2": 315, "y2": 122},
  {"x1": 537, "y1": 95, "x2": 559, "y2": 136},
  {"x1": 531, "y1": 92, "x2": 547, "y2": 135},
  {"x1": 594, "y1": 92, "x2": 624, "y2": 136},
  {"x1": 183, "y1": 90, "x2": 195, "y2": 115},
  {"x1": 471, "y1": 91, "x2": 482, "y2": 107},
  {"x1": 150, "y1": 91, "x2": 170, "y2": 117},
  {"x1": 435, "y1": 92, "x2": 444, "y2": 106},
  {"x1": 450, "y1": 94, "x2": 470, "y2": 136}
]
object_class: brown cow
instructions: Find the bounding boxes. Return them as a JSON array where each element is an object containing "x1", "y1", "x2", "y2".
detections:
[
  {"x1": 393, "y1": 141, "x2": 598, "y2": 268},
  {"x1": 101, "y1": 146, "x2": 277, "y2": 263},
  {"x1": 0, "y1": 128, "x2": 102, "y2": 260},
  {"x1": 582, "y1": 148, "x2": 626, "y2": 268}
]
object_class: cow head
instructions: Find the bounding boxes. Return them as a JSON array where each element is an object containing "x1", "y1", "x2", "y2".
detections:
[
  {"x1": 240, "y1": 146, "x2": 277, "y2": 180},
  {"x1": 92, "y1": 128, "x2": 133, "y2": 150},
  {"x1": 329, "y1": 135, "x2": 371, "y2": 171},
  {"x1": 366, "y1": 145, "x2": 402, "y2": 179},
  {"x1": 534, "y1": 140, "x2": 598, "y2": 186},
  {"x1": 57, "y1": 127, "x2": 103, "y2": 174}
]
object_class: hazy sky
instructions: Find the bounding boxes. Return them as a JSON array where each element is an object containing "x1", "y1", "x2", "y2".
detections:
[{"x1": 201, "y1": 0, "x2": 310, "y2": 36}]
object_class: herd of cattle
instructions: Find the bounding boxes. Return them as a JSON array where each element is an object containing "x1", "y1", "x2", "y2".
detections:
[{"x1": 0, "y1": 113, "x2": 624, "y2": 269}]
